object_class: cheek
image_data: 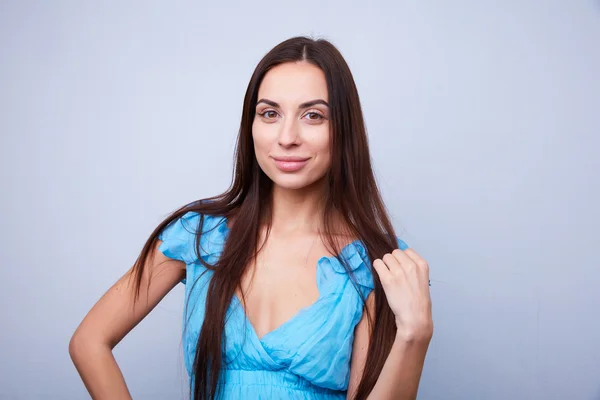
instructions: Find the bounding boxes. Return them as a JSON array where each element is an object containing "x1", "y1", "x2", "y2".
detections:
[
  {"x1": 308, "y1": 128, "x2": 332, "y2": 169},
  {"x1": 318, "y1": 149, "x2": 332, "y2": 171},
  {"x1": 252, "y1": 121, "x2": 270, "y2": 155},
  {"x1": 311, "y1": 127, "x2": 330, "y2": 155}
]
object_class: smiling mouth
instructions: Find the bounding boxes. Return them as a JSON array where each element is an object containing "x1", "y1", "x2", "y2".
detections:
[{"x1": 271, "y1": 156, "x2": 310, "y2": 172}]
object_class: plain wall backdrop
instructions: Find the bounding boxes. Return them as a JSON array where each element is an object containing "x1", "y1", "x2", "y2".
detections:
[{"x1": 1, "y1": 1, "x2": 599, "y2": 399}]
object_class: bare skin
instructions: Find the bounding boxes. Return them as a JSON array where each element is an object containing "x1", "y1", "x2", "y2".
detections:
[
  {"x1": 236, "y1": 180, "x2": 351, "y2": 340},
  {"x1": 69, "y1": 244, "x2": 185, "y2": 399}
]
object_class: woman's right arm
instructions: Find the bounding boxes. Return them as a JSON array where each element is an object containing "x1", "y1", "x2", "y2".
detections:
[{"x1": 68, "y1": 240, "x2": 186, "y2": 400}]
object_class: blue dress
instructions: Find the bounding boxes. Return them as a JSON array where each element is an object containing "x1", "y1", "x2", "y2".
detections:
[{"x1": 158, "y1": 211, "x2": 409, "y2": 399}]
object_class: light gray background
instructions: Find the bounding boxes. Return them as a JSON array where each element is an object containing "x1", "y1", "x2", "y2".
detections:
[{"x1": 1, "y1": 1, "x2": 599, "y2": 399}]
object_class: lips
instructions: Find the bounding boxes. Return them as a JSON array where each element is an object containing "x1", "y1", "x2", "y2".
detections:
[{"x1": 271, "y1": 156, "x2": 310, "y2": 172}]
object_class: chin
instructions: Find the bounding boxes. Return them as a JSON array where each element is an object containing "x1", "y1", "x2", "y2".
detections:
[{"x1": 267, "y1": 171, "x2": 324, "y2": 191}]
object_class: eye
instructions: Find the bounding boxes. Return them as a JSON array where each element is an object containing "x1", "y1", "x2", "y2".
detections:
[
  {"x1": 258, "y1": 110, "x2": 279, "y2": 119},
  {"x1": 303, "y1": 112, "x2": 324, "y2": 121}
]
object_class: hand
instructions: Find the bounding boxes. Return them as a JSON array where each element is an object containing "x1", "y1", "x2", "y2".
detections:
[{"x1": 373, "y1": 248, "x2": 433, "y2": 342}]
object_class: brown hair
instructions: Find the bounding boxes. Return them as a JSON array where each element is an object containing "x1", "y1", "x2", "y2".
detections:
[{"x1": 131, "y1": 36, "x2": 400, "y2": 400}]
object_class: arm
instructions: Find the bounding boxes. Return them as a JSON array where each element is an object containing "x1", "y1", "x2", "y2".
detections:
[
  {"x1": 347, "y1": 248, "x2": 433, "y2": 400},
  {"x1": 347, "y1": 293, "x2": 432, "y2": 400},
  {"x1": 68, "y1": 240, "x2": 185, "y2": 400}
]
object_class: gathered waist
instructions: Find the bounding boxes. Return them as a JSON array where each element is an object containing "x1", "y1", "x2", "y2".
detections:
[{"x1": 219, "y1": 369, "x2": 343, "y2": 395}]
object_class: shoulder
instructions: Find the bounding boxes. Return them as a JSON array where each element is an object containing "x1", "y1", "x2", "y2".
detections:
[
  {"x1": 157, "y1": 211, "x2": 227, "y2": 264},
  {"x1": 157, "y1": 211, "x2": 202, "y2": 264},
  {"x1": 158, "y1": 211, "x2": 202, "y2": 242}
]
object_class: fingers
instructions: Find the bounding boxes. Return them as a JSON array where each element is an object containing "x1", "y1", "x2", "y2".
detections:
[
  {"x1": 372, "y1": 257, "x2": 400, "y2": 286},
  {"x1": 383, "y1": 252, "x2": 404, "y2": 275},
  {"x1": 373, "y1": 247, "x2": 430, "y2": 286},
  {"x1": 403, "y1": 248, "x2": 430, "y2": 282},
  {"x1": 373, "y1": 251, "x2": 406, "y2": 287}
]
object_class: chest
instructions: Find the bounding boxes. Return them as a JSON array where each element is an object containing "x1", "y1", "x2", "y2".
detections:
[{"x1": 237, "y1": 234, "x2": 333, "y2": 340}]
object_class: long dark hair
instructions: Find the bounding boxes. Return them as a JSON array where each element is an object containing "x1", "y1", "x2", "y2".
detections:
[{"x1": 130, "y1": 36, "x2": 400, "y2": 400}]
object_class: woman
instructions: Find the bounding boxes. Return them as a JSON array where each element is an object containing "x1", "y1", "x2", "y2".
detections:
[{"x1": 69, "y1": 36, "x2": 433, "y2": 400}]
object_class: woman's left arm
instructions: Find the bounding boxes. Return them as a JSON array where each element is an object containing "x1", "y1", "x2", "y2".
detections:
[{"x1": 347, "y1": 248, "x2": 433, "y2": 400}]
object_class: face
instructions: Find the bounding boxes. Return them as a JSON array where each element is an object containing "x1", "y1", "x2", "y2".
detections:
[{"x1": 252, "y1": 61, "x2": 331, "y2": 191}]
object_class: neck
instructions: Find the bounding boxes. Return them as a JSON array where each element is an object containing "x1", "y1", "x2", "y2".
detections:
[{"x1": 269, "y1": 178, "x2": 327, "y2": 234}]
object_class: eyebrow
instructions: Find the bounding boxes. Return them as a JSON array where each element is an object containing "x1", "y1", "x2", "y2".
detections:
[{"x1": 256, "y1": 98, "x2": 329, "y2": 109}]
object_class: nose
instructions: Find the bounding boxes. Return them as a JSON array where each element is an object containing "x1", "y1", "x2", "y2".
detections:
[{"x1": 277, "y1": 117, "x2": 301, "y2": 148}]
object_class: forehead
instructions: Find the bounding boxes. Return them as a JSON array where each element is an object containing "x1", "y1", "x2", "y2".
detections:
[{"x1": 257, "y1": 62, "x2": 328, "y2": 104}]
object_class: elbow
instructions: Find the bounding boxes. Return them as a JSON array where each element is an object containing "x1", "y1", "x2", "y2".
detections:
[
  {"x1": 69, "y1": 330, "x2": 100, "y2": 363},
  {"x1": 69, "y1": 329, "x2": 113, "y2": 364},
  {"x1": 69, "y1": 331, "x2": 85, "y2": 363}
]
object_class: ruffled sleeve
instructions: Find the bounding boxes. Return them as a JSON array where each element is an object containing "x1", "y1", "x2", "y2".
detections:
[
  {"x1": 157, "y1": 211, "x2": 202, "y2": 269},
  {"x1": 328, "y1": 236, "x2": 410, "y2": 290}
]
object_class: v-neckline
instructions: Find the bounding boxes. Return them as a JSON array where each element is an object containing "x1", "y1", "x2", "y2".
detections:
[
  {"x1": 218, "y1": 215, "x2": 359, "y2": 342},
  {"x1": 232, "y1": 291, "x2": 323, "y2": 342}
]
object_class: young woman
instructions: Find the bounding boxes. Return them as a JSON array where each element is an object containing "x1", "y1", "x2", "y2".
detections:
[{"x1": 69, "y1": 36, "x2": 433, "y2": 400}]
